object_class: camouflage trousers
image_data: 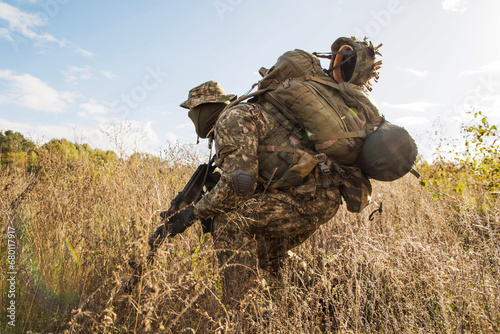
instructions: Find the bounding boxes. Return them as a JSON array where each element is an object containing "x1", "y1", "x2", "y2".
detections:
[{"x1": 212, "y1": 187, "x2": 341, "y2": 307}]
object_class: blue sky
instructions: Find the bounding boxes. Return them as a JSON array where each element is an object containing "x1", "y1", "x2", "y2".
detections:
[{"x1": 0, "y1": 0, "x2": 499, "y2": 159}]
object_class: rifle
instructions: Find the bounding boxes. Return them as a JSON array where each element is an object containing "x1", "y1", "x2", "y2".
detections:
[{"x1": 125, "y1": 156, "x2": 220, "y2": 293}]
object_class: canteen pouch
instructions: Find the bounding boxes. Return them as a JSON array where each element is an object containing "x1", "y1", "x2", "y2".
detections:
[
  {"x1": 338, "y1": 166, "x2": 372, "y2": 213},
  {"x1": 271, "y1": 149, "x2": 319, "y2": 197}
]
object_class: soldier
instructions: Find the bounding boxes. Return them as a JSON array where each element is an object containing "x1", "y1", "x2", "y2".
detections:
[{"x1": 180, "y1": 80, "x2": 342, "y2": 307}]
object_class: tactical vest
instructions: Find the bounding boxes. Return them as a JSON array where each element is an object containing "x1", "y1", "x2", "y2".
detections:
[
  {"x1": 255, "y1": 100, "x2": 315, "y2": 183},
  {"x1": 255, "y1": 100, "x2": 372, "y2": 213}
]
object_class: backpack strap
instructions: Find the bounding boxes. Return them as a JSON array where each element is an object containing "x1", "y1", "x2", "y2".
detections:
[
  {"x1": 222, "y1": 87, "x2": 271, "y2": 112},
  {"x1": 314, "y1": 130, "x2": 368, "y2": 151},
  {"x1": 258, "y1": 145, "x2": 298, "y2": 153}
]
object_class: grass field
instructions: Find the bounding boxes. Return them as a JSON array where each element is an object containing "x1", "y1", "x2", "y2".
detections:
[{"x1": 1, "y1": 139, "x2": 499, "y2": 333}]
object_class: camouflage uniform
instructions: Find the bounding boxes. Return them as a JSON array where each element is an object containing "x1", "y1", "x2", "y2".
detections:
[{"x1": 193, "y1": 102, "x2": 341, "y2": 306}]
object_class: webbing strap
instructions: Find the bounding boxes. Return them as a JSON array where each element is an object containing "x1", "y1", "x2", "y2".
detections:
[
  {"x1": 296, "y1": 94, "x2": 317, "y2": 112},
  {"x1": 304, "y1": 75, "x2": 340, "y2": 89},
  {"x1": 315, "y1": 130, "x2": 367, "y2": 150},
  {"x1": 315, "y1": 139, "x2": 338, "y2": 151},
  {"x1": 258, "y1": 145, "x2": 298, "y2": 153},
  {"x1": 223, "y1": 88, "x2": 271, "y2": 111},
  {"x1": 329, "y1": 130, "x2": 367, "y2": 139},
  {"x1": 275, "y1": 66, "x2": 292, "y2": 85},
  {"x1": 409, "y1": 168, "x2": 420, "y2": 179},
  {"x1": 286, "y1": 85, "x2": 309, "y2": 108}
]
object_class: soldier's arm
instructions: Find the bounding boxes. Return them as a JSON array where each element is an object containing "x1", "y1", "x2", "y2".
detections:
[{"x1": 194, "y1": 105, "x2": 259, "y2": 219}]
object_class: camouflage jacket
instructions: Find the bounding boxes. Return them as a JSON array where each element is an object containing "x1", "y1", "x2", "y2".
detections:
[{"x1": 194, "y1": 102, "x2": 295, "y2": 219}]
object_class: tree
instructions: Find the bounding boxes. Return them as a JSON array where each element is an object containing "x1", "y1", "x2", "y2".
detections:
[
  {"x1": 0, "y1": 130, "x2": 35, "y2": 154},
  {"x1": 0, "y1": 130, "x2": 37, "y2": 169}
]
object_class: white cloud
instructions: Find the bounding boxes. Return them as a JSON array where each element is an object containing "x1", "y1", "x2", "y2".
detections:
[
  {"x1": 0, "y1": 69, "x2": 76, "y2": 112},
  {"x1": 382, "y1": 101, "x2": 440, "y2": 113},
  {"x1": 0, "y1": 27, "x2": 13, "y2": 41},
  {"x1": 442, "y1": 0, "x2": 469, "y2": 13},
  {"x1": 79, "y1": 99, "x2": 111, "y2": 117},
  {"x1": 73, "y1": 47, "x2": 95, "y2": 57},
  {"x1": 0, "y1": 1, "x2": 94, "y2": 56},
  {"x1": 63, "y1": 67, "x2": 118, "y2": 84},
  {"x1": 100, "y1": 70, "x2": 117, "y2": 79},
  {"x1": 0, "y1": 1, "x2": 61, "y2": 44},
  {"x1": 0, "y1": 118, "x2": 41, "y2": 140},
  {"x1": 460, "y1": 61, "x2": 500, "y2": 77},
  {"x1": 0, "y1": 118, "x2": 89, "y2": 146},
  {"x1": 0, "y1": 117, "x2": 165, "y2": 156},
  {"x1": 336, "y1": 0, "x2": 343, "y2": 11},
  {"x1": 62, "y1": 65, "x2": 94, "y2": 84},
  {"x1": 400, "y1": 67, "x2": 429, "y2": 78},
  {"x1": 176, "y1": 122, "x2": 194, "y2": 130}
]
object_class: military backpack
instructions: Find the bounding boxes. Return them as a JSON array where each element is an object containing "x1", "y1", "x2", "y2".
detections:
[{"x1": 224, "y1": 37, "x2": 418, "y2": 212}]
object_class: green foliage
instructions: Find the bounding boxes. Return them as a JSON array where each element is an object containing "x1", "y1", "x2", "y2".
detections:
[
  {"x1": 0, "y1": 130, "x2": 35, "y2": 154},
  {"x1": 418, "y1": 111, "x2": 499, "y2": 209},
  {"x1": 44, "y1": 138, "x2": 118, "y2": 164},
  {"x1": 463, "y1": 111, "x2": 499, "y2": 191},
  {"x1": 0, "y1": 130, "x2": 119, "y2": 172},
  {"x1": 0, "y1": 130, "x2": 37, "y2": 170}
]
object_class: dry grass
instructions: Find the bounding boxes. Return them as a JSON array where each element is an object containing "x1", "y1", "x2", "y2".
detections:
[{"x1": 1, "y1": 145, "x2": 499, "y2": 333}]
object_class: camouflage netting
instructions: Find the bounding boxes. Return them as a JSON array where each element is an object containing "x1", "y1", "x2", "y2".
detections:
[{"x1": 328, "y1": 36, "x2": 383, "y2": 91}]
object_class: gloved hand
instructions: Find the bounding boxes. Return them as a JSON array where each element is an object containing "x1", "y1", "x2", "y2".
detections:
[{"x1": 165, "y1": 206, "x2": 195, "y2": 237}]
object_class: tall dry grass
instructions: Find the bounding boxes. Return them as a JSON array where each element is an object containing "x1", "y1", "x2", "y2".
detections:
[{"x1": 1, "y1": 145, "x2": 499, "y2": 333}]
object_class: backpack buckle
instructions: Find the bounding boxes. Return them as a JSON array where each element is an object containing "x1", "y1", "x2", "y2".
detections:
[
  {"x1": 317, "y1": 159, "x2": 331, "y2": 188},
  {"x1": 317, "y1": 159, "x2": 330, "y2": 176}
]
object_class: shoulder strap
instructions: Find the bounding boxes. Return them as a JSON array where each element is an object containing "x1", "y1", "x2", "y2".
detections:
[
  {"x1": 258, "y1": 145, "x2": 298, "y2": 153},
  {"x1": 222, "y1": 87, "x2": 271, "y2": 112}
]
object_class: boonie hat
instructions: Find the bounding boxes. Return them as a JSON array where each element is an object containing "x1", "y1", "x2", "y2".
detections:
[{"x1": 180, "y1": 80, "x2": 236, "y2": 109}]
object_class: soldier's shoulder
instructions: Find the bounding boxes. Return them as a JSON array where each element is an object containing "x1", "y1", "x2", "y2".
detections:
[{"x1": 218, "y1": 103, "x2": 262, "y2": 124}]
